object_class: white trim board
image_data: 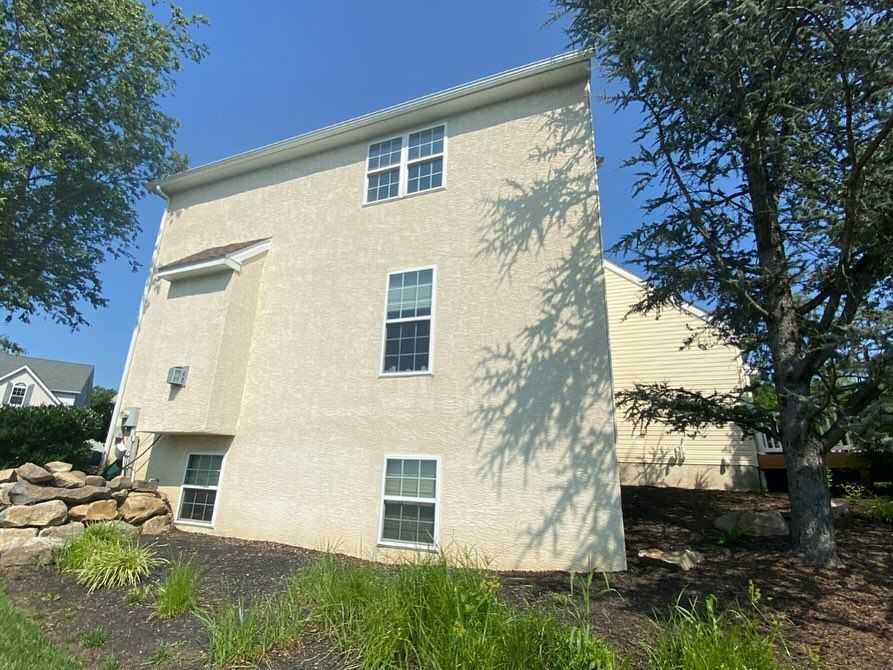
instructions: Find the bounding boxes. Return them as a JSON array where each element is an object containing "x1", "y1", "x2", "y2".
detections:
[
  {"x1": 603, "y1": 259, "x2": 709, "y2": 320},
  {"x1": 156, "y1": 239, "x2": 271, "y2": 281}
]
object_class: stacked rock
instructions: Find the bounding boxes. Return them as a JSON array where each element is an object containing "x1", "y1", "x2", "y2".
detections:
[{"x1": 0, "y1": 461, "x2": 172, "y2": 567}]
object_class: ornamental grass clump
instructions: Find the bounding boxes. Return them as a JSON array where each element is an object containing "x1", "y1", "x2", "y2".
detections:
[
  {"x1": 292, "y1": 552, "x2": 619, "y2": 670},
  {"x1": 56, "y1": 522, "x2": 165, "y2": 592},
  {"x1": 154, "y1": 556, "x2": 205, "y2": 618}
]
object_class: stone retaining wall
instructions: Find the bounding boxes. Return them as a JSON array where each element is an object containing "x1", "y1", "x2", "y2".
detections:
[{"x1": 0, "y1": 461, "x2": 172, "y2": 567}]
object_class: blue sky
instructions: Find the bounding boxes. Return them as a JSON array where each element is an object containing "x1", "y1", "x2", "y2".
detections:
[{"x1": 5, "y1": 0, "x2": 644, "y2": 387}]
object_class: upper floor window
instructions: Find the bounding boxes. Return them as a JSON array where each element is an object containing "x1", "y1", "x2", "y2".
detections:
[
  {"x1": 8, "y1": 383, "x2": 26, "y2": 406},
  {"x1": 366, "y1": 125, "x2": 446, "y2": 203},
  {"x1": 382, "y1": 268, "x2": 434, "y2": 375}
]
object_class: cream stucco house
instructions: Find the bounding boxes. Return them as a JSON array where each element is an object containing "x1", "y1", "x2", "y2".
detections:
[{"x1": 109, "y1": 53, "x2": 629, "y2": 572}]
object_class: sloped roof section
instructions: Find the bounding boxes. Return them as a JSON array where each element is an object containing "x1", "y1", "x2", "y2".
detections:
[
  {"x1": 157, "y1": 239, "x2": 268, "y2": 273},
  {"x1": 0, "y1": 352, "x2": 94, "y2": 394}
]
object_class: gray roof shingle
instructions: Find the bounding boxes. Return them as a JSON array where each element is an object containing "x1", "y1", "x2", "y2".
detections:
[{"x1": 0, "y1": 352, "x2": 94, "y2": 394}]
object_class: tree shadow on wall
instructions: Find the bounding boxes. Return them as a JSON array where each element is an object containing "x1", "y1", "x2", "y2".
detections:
[{"x1": 473, "y1": 106, "x2": 625, "y2": 568}]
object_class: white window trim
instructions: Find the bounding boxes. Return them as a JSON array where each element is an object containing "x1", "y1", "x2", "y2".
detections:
[
  {"x1": 377, "y1": 454, "x2": 442, "y2": 552},
  {"x1": 379, "y1": 265, "x2": 437, "y2": 377},
  {"x1": 175, "y1": 451, "x2": 226, "y2": 529},
  {"x1": 363, "y1": 122, "x2": 448, "y2": 205},
  {"x1": 8, "y1": 382, "x2": 27, "y2": 406}
]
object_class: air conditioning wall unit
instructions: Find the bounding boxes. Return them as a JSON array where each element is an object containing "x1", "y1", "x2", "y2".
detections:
[{"x1": 167, "y1": 366, "x2": 190, "y2": 387}]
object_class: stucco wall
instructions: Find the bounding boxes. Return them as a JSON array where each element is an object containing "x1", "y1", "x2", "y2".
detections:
[
  {"x1": 604, "y1": 265, "x2": 760, "y2": 490},
  {"x1": 123, "y1": 78, "x2": 627, "y2": 571}
]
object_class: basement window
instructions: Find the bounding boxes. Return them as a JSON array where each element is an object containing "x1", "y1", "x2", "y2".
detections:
[
  {"x1": 378, "y1": 457, "x2": 439, "y2": 549},
  {"x1": 177, "y1": 453, "x2": 224, "y2": 526}
]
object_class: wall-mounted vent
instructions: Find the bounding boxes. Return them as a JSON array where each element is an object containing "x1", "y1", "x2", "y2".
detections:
[{"x1": 167, "y1": 366, "x2": 190, "y2": 387}]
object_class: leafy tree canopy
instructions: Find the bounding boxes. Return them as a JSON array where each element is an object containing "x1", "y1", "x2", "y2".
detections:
[
  {"x1": 556, "y1": 0, "x2": 892, "y2": 565},
  {"x1": 0, "y1": 0, "x2": 207, "y2": 352}
]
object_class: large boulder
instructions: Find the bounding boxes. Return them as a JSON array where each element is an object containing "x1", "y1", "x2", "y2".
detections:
[
  {"x1": 104, "y1": 520, "x2": 139, "y2": 540},
  {"x1": 714, "y1": 510, "x2": 789, "y2": 537},
  {"x1": 638, "y1": 548, "x2": 705, "y2": 571},
  {"x1": 0, "y1": 536, "x2": 65, "y2": 567},
  {"x1": 44, "y1": 461, "x2": 73, "y2": 474},
  {"x1": 119, "y1": 495, "x2": 167, "y2": 524},
  {"x1": 0, "y1": 469, "x2": 16, "y2": 484},
  {"x1": 68, "y1": 500, "x2": 117, "y2": 522},
  {"x1": 15, "y1": 463, "x2": 53, "y2": 484},
  {"x1": 0, "y1": 528, "x2": 38, "y2": 551},
  {"x1": 39, "y1": 522, "x2": 84, "y2": 542},
  {"x1": 0, "y1": 500, "x2": 68, "y2": 528},
  {"x1": 85, "y1": 475, "x2": 106, "y2": 487},
  {"x1": 9, "y1": 481, "x2": 111, "y2": 506},
  {"x1": 111, "y1": 490, "x2": 128, "y2": 503},
  {"x1": 107, "y1": 476, "x2": 131, "y2": 492},
  {"x1": 140, "y1": 514, "x2": 172, "y2": 535},
  {"x1": 52, "y1": 471, "x2": 87, "y2": 489},
  {"x1": 131, "y1": 480, "x2": 158, "y2": 493},
  {"x1": 831, "y1": 498, "x2": 850, "y2": 519}
]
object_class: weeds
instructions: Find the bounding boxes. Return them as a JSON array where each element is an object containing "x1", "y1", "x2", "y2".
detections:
[
  {"x1": 56, "y1": 522, "x2": 165, "y2": 592},
  {"x1": 80, "y1": 627, "x2": 108, "y2": 649},
  {"x1": 99, "y1": 657, "x2": 122, "y2": 670},
  {"x1": 155, "y1": 556, "x2": 205, "y2": 618},
  {"x1": 644, "y1": 583, "x2": 787, "y2": 669},
  {"x1": 124, "y1": 584, "x2": 152, "y2": 605},
  {"x1": 716, "y1": 519, "x2": 745, "y2": 546},
  {"x1": 144, "y1": 641, "x2": 184, "y2": 666}
]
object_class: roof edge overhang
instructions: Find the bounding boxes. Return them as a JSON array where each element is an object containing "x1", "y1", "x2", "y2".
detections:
[
  {"x1": 156, "y1": 239, "x2": 271, "y2": 281},
  {"x1": 149, "y1": 51, "x2": 591, "y2": 195}
]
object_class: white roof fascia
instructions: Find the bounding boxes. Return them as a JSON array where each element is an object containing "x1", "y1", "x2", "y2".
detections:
[
  {"x1": 0, "y1": 365, "x2": 62, "y2": 405},
  {"x1": 156, "y1": 239, "x2": 271, "y2": 282},
  {"x1": 603, "y1": 259, "x2": 709, "y2": 320},
  {"x1": 149, "y1": 51, "x2": 591, "y2": 195}
]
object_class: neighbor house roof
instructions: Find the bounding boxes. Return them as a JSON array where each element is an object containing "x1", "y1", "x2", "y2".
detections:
[
  {"x1": 149, "y1": 51, "x2": 591, "y2": 195},
  {"x1": 0, "y1": 352, "x2": 94, "y2": 394}
]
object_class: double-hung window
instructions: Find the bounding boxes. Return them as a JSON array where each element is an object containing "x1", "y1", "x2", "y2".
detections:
[
  {"x1": 365, "y1": 125, "x2": 445, "y2": 203},
  {"x1": 178, "y1": 453, "x2": 224, "y2": 525},
  {"x1": 379, "y1": 457, "x2": 439, "y2": 549},
  {"x1": 382, "y1": 268, "x2": 434, "y2": 374}
]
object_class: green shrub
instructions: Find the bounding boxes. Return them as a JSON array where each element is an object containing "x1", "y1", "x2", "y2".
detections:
[
  {"x1": 155, "y1": 556, "x2": 205, "y2": 618},
  {"x1": 291, "y1": 553, "x2": 619, "y2": 670},
  {"x1": 644, "y1": 587, "x2": 786, "y2": 670},
  {"x1": 851, "y1": 496, "x2": 893, "y2": 523},
  {"x1": 56, "y1": 522, "x2": 165, "y2": 592},
  {"x1": 0, "y1": 404, "x2": 100, "y2": 469}
]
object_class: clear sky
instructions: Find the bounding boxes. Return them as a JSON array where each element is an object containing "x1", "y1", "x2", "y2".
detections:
[{"x1": 5, "y1": 0, "x2": 644, "y2": 388}]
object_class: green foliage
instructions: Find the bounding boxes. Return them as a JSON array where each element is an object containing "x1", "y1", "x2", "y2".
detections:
[
  {"x1": 291, "y1": 553, "x2": 619, "y2": 670},
  {"x1": 0, "y1": 404, "x2": 99, "y2": 468},
  {"x1": 0, "y1": 0, "x2": 208, "y2": 350},
  {"x1": 644, "y1": 588, "x2": 786, "y2": 670},
  {"x1": 716, "y1": 520, "x2": 745, "y2": 547},
  {"x1": 80, "y1": 626, "x2": 107, "y2": 649},
  {"x1": 56, "y1": 522, "x2": 165, "y2": 592},
  {"x1": 201, "y1": 589, "x2": 305, "y2": 669},
  {"x1": 98, "y1": 657, "x2": 122, "y2": 670},
  {"x1": 124, "y1": 584, "x2": 152, "y2": 605},
  {"x1": 847, "y1": 494, "x2": 893, "y2": 523},
  {"x1": 0, "y1": 583, "x2": 82, "y2": 669},
  {"x1": 154, "y1": 556, "x2": 204, "y2": 618},
  {"x1": 145, "y1": 641, "x2": 184, "y2": 667},
  {"x1": 89, "y1": 386, "x2": 117, "y2": 441}
]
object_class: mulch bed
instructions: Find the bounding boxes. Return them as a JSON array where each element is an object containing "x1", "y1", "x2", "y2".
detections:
[{"x1": 2, "y1": 486, "x2": 891, "y2": 669}]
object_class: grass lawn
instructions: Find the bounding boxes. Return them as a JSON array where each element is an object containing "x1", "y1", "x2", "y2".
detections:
[{"x1": 0, "y1": 583, "x2": 81, "y2": 670}]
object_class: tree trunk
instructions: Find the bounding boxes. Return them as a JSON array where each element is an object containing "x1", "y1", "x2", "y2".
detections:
[{"x1": 782, "y1": 405, "x2": 843, "y2": 568}]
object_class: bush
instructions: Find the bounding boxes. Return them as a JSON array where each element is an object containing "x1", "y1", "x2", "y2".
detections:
[
  {"x1": 155, "y1": 556, "x2": 205, "y2": 618},
  {"x1": 0, "y1": 405, "x2": 100, "y2": 469},
  {"x1": 644, "y1": 587, "x2": 786, "y2": 670},
  {"x1": 56, "y1": 523, "x2": 165, "y2": 592},
  {"x1": 291, "y1": 553, "x2": 619, "y2": 670}
]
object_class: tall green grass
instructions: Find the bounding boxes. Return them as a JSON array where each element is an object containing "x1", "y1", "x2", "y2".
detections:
[
  {"x1": 56, "y1": 522, "x2": 165, "y2": 592},
  {"x1": 154, "y1": 556, "x2": 205, "y2": 618},
  {"x1": 0, "y1": 584, "x2": 82, "y2": 670},
  {"x1": 292, "y1": 553, "x2": 619, "y2": 670},
  {"x1": 644, "y1": 585, "x2": 787, "y2": 670}
]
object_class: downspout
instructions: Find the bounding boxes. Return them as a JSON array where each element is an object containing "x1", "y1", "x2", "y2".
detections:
[{"x1": 102, "y1": 184, "x2": 171, "y2": 465}]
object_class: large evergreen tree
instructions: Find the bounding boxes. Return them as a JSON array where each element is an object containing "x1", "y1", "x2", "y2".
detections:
[
  {"x1": 0, "y1": 0, "x2": 207, "y2": 351},
  {"x1": 556, "y1": 1, "x2": 892, "y2": 566}
]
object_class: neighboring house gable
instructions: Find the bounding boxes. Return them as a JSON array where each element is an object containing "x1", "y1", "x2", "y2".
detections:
[
  {"x1": 603, "y1": 260, "x2": 760, "y2": 490},
  {"x1": 0, "y1": 352, "x2": 95, "y2": 408}
]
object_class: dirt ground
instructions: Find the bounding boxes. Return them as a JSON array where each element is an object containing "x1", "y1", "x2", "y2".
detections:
[{"x1": 2, "y1": 486, "x2": 890, "y2": 669}]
